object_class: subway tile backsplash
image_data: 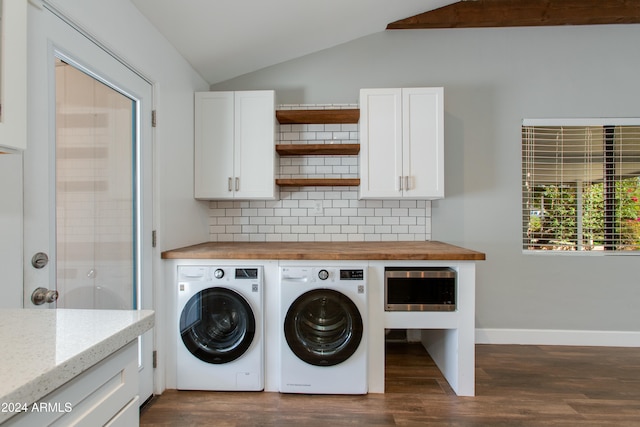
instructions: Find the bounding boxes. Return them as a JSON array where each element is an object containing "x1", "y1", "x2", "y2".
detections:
[{"x1": 207, "y1": 104, "x2": 432, "y2": 242}]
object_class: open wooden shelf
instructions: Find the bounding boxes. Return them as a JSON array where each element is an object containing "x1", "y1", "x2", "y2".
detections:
[
  {"x1": 276, "y1": 178, "x2": 361, "y2": 187},
  {"x1": 276, "y1": 144, "x2": 360, "y2": 156},
  {"x1": 276, "y1": 109, "x2": 360, "y2": 124}
]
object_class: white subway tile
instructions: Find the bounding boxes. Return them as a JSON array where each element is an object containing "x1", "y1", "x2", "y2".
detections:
[
  {"x1": 308, "y1": 225, "x2": 325, "y2": 234},
  {"x1": 209, "y1": 104, "x2": 434, "y2": 243},
  {"x1": 275, "y1": 225, "x2": 291, "y2": 234},
  {"x1": 300, "y1": 216, "x2": 316, "y2": 225},
  {"x1": 250, "y1": 217, "x2": 266, "y2": 225},
  {"x1": 315, "y1": 233, "x2": 332, "y2": 242},
  {"x1": 325, "y1": 225, "x2": 341, "y2": 234},
  {"x1": 316, "y1": 217, "x2": 332, "y2": 225},
  {"x1": 291, "y1": 225, "x2": 308, "y2": 234},
  {"x1": 259, "y1": 225, "x2": 275, "y2": 234},
  {"x1": 282, "y1": 216, "x2": 299, "y2": 225},
  {"x1": 400, "y1": 216, "x2": 417, "y2": 225},
  {"x1": 349, "y1": 216, "x2": 365, "y2": 225},
  {"x1": 383, "y1": 216, "x2": 400, "y2": 225},
  {"x1": 342, "y1": 225, "x2": 358, "y2": 234},
  {"x1": 217, "y1": 216, "x2": 233, "y2": 225},
  {"x1": 366, "y1": 216, "x2": 383, "y2": 225},
  {"x1": 242, "y1": 225, "x2": 258, "y2": 234},
  {"x1": 391, "y1": 208, "x2": 409, "y2": 217},
  {"x1": 332, "y1": 216, "x2": 348, "y2": 225},
  {"x1": 233, "y1": 217, "x2": 249, "y2": 225},
  {"x1": 242, "y1": 208, "x2": 258, "y2": 217},
  {"x1": 274, "y1": 208, "x2": 291, "y2": 216},
  {"x1": 364, "y1": 234, "x2": 382, "y2": 241}
]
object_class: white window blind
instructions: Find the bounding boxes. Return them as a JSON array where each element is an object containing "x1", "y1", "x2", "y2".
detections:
[{"x1": 522, "y1": 120, "x2": 640, "y2": 252}]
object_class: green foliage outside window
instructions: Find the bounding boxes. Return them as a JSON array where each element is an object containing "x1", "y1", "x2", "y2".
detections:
[{"x1": 527, "y1": 177, "x2": 640, "y2": 250}]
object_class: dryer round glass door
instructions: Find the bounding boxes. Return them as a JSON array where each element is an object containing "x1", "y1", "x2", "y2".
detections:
[
  {"x1": 180, "y1": 287, "x2": 256, "y2": 364},
  {"x1": 284, "y1": 289, "x2": 363, "y2": 367}
]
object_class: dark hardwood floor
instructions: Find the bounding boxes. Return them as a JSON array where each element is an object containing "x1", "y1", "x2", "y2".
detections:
[{"x1": 140, "y1": 343, "x2": 640, "y2": 426}]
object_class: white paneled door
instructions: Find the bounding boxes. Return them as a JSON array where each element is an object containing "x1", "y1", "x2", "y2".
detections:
[{"x1": 25, "y1": 3, "x2": 154, "y2": 402}]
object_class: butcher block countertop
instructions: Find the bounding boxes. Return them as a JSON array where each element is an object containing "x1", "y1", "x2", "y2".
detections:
[{"x1": 161, "y1": 241, "x2": 485, "y2": 261}]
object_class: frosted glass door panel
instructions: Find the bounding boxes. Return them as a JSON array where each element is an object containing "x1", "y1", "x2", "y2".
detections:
[{"x1": 55, "y1": 59, "x2": 134, "y2": 310}]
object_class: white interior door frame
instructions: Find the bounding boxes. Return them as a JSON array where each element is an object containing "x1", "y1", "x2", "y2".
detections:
[{"x1": 26, "y1": 0, "x2": 156, "y2": 402}]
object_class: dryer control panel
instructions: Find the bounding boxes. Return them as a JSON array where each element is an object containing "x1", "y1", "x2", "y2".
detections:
[{"x1": 281, "y1": 266, "x2": 366, "y2": 285}]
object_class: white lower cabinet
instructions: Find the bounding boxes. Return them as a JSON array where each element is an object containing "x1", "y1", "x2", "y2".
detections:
[
  {"x1": 5, "y1": 341, "x2": 139, "y2": 427},
  {"x1": 194, "y1": 90, "x2": 277, "y2": 200},
  {"x1": 359, "y1": 87, "x2": 444, "y2": 199}
]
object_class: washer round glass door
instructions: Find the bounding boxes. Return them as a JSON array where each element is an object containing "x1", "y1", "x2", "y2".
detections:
[
  {"x1": 284, "y1": 289, "x2": 363, "y2": 366},
  {"x1": 180, "y1": 287, "x2": 256, "y2": 364}
]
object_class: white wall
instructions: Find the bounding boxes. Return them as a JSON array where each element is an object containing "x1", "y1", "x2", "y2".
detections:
[{"x1": 211, "y1": 25, "x2": 640, "y2": 339}]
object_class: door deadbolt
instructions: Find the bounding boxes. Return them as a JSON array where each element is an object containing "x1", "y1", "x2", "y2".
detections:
[
  {"x1": 31, "y1": 252, "x2": 49, "y2": 269},
  {"x1": 31, "y1": 287, "x2": 59, "y2": 305}
]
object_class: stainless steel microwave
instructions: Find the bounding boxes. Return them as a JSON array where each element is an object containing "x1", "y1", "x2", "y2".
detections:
[{"x1": 384, "y1": 267, "x2": 456, "y2": 311}]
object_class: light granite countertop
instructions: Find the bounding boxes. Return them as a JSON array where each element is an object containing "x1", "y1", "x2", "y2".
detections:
[{"x1": 0, "y1": 309, "x2": 154, "y2": 423}]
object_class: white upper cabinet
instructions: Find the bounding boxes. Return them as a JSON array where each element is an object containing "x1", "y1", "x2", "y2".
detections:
[
  {"x1": 359, "y1": 87, "x2": 444, "y2": 199},
  {"x1": 195, "y1": 90, "x2": 277, "y2": 200},
  {"x1": 0, "y1": 0, "x2": 27, "y2": 152}
]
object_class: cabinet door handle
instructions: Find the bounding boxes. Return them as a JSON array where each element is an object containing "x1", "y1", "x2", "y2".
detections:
[
  {"x1": 228, "y1": 177, "x2": 232, "y2": 192},
  {"x1": 235, "y1": 177, "x2": 239, "y2": 192},
  {"x1": 404, "y1": 176, "x2": 410, "y2": 191},
  {"x1": 399, "y1": 176, "x2": 403, "y2": 191}
]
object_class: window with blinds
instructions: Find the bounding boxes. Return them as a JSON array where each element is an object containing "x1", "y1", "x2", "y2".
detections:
[{"x1": 522, "y1": 119, "x2": 640, "y2": 253}]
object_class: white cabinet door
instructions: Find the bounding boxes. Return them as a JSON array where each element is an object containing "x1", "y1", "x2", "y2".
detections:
[
  {"x1": 234, "y1": 91, "x2": 276, "y2": 199},
  {"x1": 359, "y1": 88, "x2": 403, "y2": 199},
  {"x1": 195, "y1": 90, "x2": 276, "y2": 200},
  {"x1": 194, "y1": 91, "x2": 235, "y2": 199},
  {"x1": 403, "y1": 87, "x2": 444, "y2": 199},
  {"x1": 359, "y1": 87, "x2": 444, "y2": 200}
]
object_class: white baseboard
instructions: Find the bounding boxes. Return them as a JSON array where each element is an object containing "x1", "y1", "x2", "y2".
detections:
[{"x1": 475, "y1": 328, "x2": 640, "y2": 347}]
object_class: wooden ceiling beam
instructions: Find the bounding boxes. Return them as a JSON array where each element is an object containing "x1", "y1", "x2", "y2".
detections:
[{"x1": 387, "y1": 0, "x2": 640, "y2": 29}]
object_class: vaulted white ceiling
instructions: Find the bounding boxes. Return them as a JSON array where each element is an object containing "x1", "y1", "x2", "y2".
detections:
[{"x1": 130, "y1": 0, "x2": 457, "y2": 85}]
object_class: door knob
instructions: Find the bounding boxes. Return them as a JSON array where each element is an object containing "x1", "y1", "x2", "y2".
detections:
[{"x1": 31, "y1": 287, "x2": 59, "y2": 305}]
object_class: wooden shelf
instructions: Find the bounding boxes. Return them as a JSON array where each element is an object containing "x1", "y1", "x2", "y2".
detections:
[
  {"x1": 276, "y1": 144, "x2": 360, "y2": 156},
  {"x1": 276, "y1": 109, "x2": 360, "y2": 124},
  {"x1": 276, "y1": 178, "x2": 360, "y2": 187}
]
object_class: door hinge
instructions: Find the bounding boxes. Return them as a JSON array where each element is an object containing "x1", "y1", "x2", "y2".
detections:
[
  {"x1": 152, "y1": 350, "x2": 157, "y2": 369},
  {"x1": 152, "y1": 230, "x2": 157, "y2": 248},
  {"x1": 151, "y1": 110, "x2": 157, "y2": 127}
]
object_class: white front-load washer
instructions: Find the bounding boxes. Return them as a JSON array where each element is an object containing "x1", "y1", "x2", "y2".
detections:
[
  {"x1": 177, "y1": 265, "x2": 263, "y2": 391},
  {"x1": 279, "y1": 266, "x2": 367, "y2": 394}
]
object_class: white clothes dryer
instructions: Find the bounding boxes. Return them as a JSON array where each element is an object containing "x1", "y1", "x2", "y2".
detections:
[
  {"x1": 279, "y1": 266, "x2": 367, "y2": 394},
  {"x1": 177, "y1": 265, "x2": 263, "y2": 391}
]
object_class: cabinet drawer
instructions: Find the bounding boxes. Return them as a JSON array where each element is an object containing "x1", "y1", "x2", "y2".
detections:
[{"x1": 6, "y1": 341, "x2": 138, "y2": 427}]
